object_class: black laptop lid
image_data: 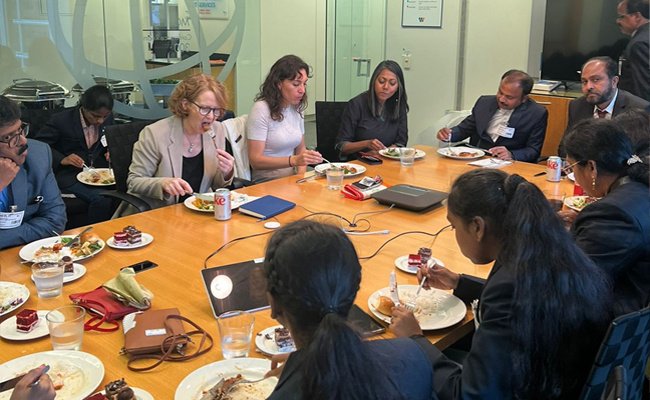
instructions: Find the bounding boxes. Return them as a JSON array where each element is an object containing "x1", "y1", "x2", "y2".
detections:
[
  {"x1": 201, "y1": 258, "x2": 270, "y2": 318},
  {"x1": 371, "y1": 184, "x2": 448, "y2": 211}
]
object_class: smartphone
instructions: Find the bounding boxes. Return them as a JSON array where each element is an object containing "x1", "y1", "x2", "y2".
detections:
[
  {"x1": 348, "y1": 304, "x2": 386, "y2": 337},
  {"x1": 121, "y1": 260, "x2": 158, "y2": 273},
  {"x1": 358, "y1": 154, "x2": 383, "y2": 165}
]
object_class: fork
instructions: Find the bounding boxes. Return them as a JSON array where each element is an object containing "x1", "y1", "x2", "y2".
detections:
[
  {"x1": 404, "y1": 259, "x2": 434, "y2": 312},
  {"x1": 82, "y1": 163, "x2": 100, "y2": 179},
  {"x1": 223, "y1": 377, "x2": 267, "y2": 395}
]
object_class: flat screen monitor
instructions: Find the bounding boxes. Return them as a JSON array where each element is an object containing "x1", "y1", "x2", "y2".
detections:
[{"x1": 541, "y1": 0, "x2": 629, "y2": 82}]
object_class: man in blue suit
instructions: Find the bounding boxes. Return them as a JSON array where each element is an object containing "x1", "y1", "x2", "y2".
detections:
[
  {"x1": 437, "y1": 70, "x2": 548, "y2": 163},
  {"x1": 0, "y1": 95, "x2": 66, "y2": 249}
]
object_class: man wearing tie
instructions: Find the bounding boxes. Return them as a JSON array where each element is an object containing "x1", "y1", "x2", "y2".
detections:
[
  {"x1": 436, "y1": 70, "x2": 548, "y2": 163},
  {"x1": 0, "y1": 95, "x2": 66, "y2": 249},
  {"x1": 558, "y1": 56, "x2": 649, "y2": 156}
]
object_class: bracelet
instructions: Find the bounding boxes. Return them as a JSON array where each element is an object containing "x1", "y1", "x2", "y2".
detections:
[{"x1": 288, "y1": 156, "x2": 292, "y2": 167}]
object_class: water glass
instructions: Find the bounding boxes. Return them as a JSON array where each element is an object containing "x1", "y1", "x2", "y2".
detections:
[
  {"x1": 217, "y1": 310, "x2": 255, "y2": 359},
  {"x1": 326, "y1": 167, "x2": 345, "y2": 190},
  {"x1": 544, "y1": 190, "x2": 566, "y2": 212},
  {"x1": 400, "y1": 147, "x2": 416, "y2": 166},
  {"x1": 46, "y1": 306, "x2": 86, "y2": 351},
  {"x1": 31, "y1": 262, "x2": 64, "y2": 298}
]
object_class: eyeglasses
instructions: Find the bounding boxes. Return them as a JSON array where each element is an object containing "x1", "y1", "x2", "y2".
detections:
[
  {"x1": 0, "y1": 122, "x2": 29, "y2": 148},
  {"x1": 562, "y1": 160, "x2": 580, "y2": 174},
  {"x1": 189, "y1": 100, "x2": 225, "y2": 117}
]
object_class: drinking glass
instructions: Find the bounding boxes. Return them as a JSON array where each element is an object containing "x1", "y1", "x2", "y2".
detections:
[
  {"x1": 46, "y1": 306, "x2": 86, "y2": 351},
  {"x1": 544, "y1": 190, "x2": 566, "y2": 212},
  {"x1": 326, "y1": 167, "x2": 345, "y2": 190},
  {"x1": 400, "y1": 147, "x2": 416, "y2": 166},
  {"x1": 217, "y1": 310, "x2": 255, "y2": 359},
  {"x1": 31, "y1": 262, "x2": 64, "y2": 298}
]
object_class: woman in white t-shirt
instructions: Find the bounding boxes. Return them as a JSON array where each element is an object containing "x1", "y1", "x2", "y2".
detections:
[{"x1": 247, "y1": 55, "x2": 322, "y2": 182}]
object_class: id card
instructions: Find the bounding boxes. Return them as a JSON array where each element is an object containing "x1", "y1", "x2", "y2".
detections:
[
  {"x1": 498, "y1": 125, "x2": 515, "y2": 139},
  {"x1": 0, "y1": 211, "x2": 24, "y2": 229}
]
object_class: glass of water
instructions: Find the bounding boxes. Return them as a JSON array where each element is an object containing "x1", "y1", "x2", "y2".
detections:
[
  {"x1": 31, "y1": 262, "x2": 64, "y2": 298},
  {"x1": 46, "y1": 306, "x2": 86, "y2": 351},
  {"x1": 217, "y1": 310, "x2": 255, "y2": 359},
  {"x1": 399, "y1": 147, "x2": 416, "y2": 166},
  {"x1": 326, "y1": 166, "x2": 345, "y2": 190}
]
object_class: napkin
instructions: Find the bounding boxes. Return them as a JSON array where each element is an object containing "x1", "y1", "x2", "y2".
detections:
[
  {"x1": 467, "y1": 158, "x2": 513, "y2": 169},
  {"x1": 103, "y1": 268, "x2": 153, "y2": 309}
]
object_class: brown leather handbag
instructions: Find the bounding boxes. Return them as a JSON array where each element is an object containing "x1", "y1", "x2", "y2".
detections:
[{"x1": 121, "y1": 308, "x2": 213, "y2": 371}]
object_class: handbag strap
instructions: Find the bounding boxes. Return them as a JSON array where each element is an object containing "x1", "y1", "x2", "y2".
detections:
[
  {"x1": 85, "y1": 314, "x2": 119, "y2": 332},
  {"x1": 127, "y1": 315, "x2": 213, "y2": 372}
]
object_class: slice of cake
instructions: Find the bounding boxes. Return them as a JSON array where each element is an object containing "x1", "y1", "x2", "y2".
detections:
[
  {"x1": 418, "y1": 247, "x2": 432, "y2": 265},
  {"x1": 16, "y1": 309, "x2": 39, "y2": 333},
  {"x1": 407, "y1": 254, "x2": 422, "y2": 271},
  {"x1": 59, "y1": 255, "x2": 74, "y2": 273},
  {"x1": 274, "y1": 327, "x2": 295, "y2": 353},
  {"x1": 123, "y1": 226, "x2": 142, "y2": 245},
  {"x1": 84, "y1": 393, "x2": 108, "y2": 400},
  {"x1": 105, "y1": 378, "x2": 136, "y2": 400},
  {"x1": 113, "y1": 232, "x2": 128, "y2": 246}
]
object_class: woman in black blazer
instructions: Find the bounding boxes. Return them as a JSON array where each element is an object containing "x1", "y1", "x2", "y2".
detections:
[
  {"x1": 561, "y1": 118, "x2": 650, "y2": 315},
  {"x1": 391, "y1": 169, "x2": 613, "y2": 400}
]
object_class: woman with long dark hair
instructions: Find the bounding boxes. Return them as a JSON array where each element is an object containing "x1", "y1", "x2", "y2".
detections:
[
  {"x1": 561, "y1": 118, "x2": 650, "y2": 315},
  {"x1": 391, "y1": 169, "x2": 613, "y2": 399},
  {"x1": 247, "y1": 55, "x2": 322, "y2": 183},
  {"x1": 263, "y1": 220, "x2": 434, "y2": 400},
  {"x1": 335, "y1": 60, "x2": 409, "y2": 158}
]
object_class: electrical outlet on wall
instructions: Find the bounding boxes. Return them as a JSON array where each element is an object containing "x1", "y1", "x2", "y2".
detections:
[{"x1": 402, "y1": 48, "x2": 412, "y2": 70}]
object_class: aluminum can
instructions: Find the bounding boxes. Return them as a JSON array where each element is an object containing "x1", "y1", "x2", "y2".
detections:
[
  {"x1": 573, "y1": 182, "x2": 585, "y2": 196},
  {"x1": 546, "y1": 156, "x2": 562, "y2": 182},
  {"x1": 214, "y1": 188, "x2": 231, "y2": 221}
]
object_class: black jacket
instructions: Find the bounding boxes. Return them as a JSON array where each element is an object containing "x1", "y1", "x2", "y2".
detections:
[{"x1": 619, "y1": 23, "x2": 650, "y2": 101}]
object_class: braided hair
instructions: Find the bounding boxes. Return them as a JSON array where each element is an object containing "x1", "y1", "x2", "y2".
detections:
[{"x1": 264, "y1": 220, "x2": 403, "y2": 400}]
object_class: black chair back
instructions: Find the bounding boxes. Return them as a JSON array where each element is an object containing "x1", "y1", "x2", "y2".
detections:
[
  {"x1": 104, "y1": 121, "x2": 152, "y2": 194},
  {"x1": 20, "y1": 107, "x2": 68, "y2": 137},
  {"x1": 315, "y1": 101, "x2": 347, "y2": 162},
  {"x1": 580, "y1": 307, "x2": 650, "y2": 400}
]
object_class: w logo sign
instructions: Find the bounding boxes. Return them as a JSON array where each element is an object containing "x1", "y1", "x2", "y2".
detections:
[{"x1": 418, "y1": 17, "x2": 425, "y2": 22}]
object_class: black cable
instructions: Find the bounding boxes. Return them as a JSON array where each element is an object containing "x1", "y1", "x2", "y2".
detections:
[
  {"x1": 358, "y1": 224, "x2": 452, "y2": 260},
  {"x1": 203, "y1": 231, "x2": 272, "y2": 269}
]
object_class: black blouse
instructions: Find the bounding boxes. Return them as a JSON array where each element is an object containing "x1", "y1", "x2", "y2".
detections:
[{"x1": 180, "y1": 150, "x2": 204, "y2": 203}]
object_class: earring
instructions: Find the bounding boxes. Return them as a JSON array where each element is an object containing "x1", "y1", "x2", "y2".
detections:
[{"x1": 592, "y1": 175, "x2": 596, "y2": 191}]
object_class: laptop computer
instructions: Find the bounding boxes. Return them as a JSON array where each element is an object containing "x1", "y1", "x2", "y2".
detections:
[
  {"x1": 201, "y1": 258, "x2": 270, "y2": 318},
  {"x1": 371, "y1": 184, "x2": 448, "y2": 211}
]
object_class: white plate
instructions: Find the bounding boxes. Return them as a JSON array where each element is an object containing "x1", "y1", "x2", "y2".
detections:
[
  {"x1": 30, "y1": 263, "x2": 86, "y2": 284},
  {"x1": 368, "y1": 285, "x2": 467, "y2": 330},
  {"x1": 314, "y1": 162, "x2": 366, "y2": 178},
  {"x1": 394, "y1": 255, "x2": 445, "y2": 275},
  {"x1": 76, "y1": 168, "x2": 115, "y2": 186},
  {"x1": 437, "y1": 146, "x2": 485, "y2": 160},
  {"x1": 174, "y1": 358, "x2": 277, "y2": 400},
  {"x1": 19, "y1": 235, "x2": 105, "y2": 262},
  {"x1": 184, "y1": 193, "x2": 260, "y2": 213},
  {"x1": 88, "y1": 387, "x2": 153, "y2": 400},
  {"x1": 0, "y1": 351, "x2": 104, "y2": 400},
  {"x1": 255, "y1": 325, "x2": 296, "y2": 356},
  {"x1": 0, "y1": 282, "x2": 30, "y2": 318},
  {"x1": 564, "y1": 195, "x2": 598, "y2": 212},
  {"x1": 0, "y1": 310, "x2": 50, "y2": 340},
  {"x1": 378, "y1": 148, "x2": 426, "y2": 160},
  {"x1": 106, "y1": 233, "x2": 154, "y2": 249},
  {"x1": 567, "y1": 172, "x2": 575, "y2": 181}
]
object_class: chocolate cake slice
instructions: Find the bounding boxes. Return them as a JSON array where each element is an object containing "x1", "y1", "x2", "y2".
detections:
[
  {"x1": 418, "y1": 247, "x2": 432, "y2": 264},
  {"x1": 105, "y1": 378, "x2": 136, "y2": 400},
  {"x1": 16, "y1": 309, "x2": 39, "y2": 333},
  {"x1": 274, "y1": 327, "x2": 295, "y2": 352},
  {"x1": 59, "y1": 256, "x2": 74, "y2": 273},
  {"x1": 123, "y1": 226, "x2": 142, "y2": 245}
]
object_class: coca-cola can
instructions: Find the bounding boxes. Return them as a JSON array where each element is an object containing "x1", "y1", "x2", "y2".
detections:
[
  {"x1": 573, "y1": 183, "x2": 585, "y2": 196},
  {"x1": 546, "y1": 156, "x2": 562, "y2": 182},
  {"x1": 214, "y1": 188, "x2": 231, "y2": 221}
]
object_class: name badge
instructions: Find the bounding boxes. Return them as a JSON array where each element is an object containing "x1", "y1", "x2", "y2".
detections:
[
  {"x1": 0, "y1": 211, "x2": 25, "y2": 229},
  {"x1": 498, "y1": 125, "x2": 515, "y2": 139},
  {"x1": 100, "y1": 135, "x2": 108, "y2": 147}
]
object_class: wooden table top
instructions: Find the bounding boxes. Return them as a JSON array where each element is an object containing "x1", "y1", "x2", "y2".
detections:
[{"x1": 0, "y1": 146, "x2": 574, "y2": 399}]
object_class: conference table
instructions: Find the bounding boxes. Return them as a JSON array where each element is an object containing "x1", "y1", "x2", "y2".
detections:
[{"x1": 0, "y1": 145, "x2": 574, "y2": 399}]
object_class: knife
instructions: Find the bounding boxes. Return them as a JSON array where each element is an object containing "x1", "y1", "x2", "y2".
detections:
[
  {"x1": 296, "y1": 172, "x2": 325, "y2": 183},
  {"x1": 0, "y1": 365, "x2": 50, "y2": 393},
  {"x1": 64, "y1": 226, "x2": 93, "y2": 248}
]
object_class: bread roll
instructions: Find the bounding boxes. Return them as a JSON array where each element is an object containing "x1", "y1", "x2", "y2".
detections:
[
  {"x1": 373, "y1": 296, "x2": 395, "y2": 316},
  {"x1": 81, "y1": 231, "x2": 101, "y2": 244}
]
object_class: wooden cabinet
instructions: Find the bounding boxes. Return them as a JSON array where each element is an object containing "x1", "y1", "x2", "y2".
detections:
[{"x1": 529, "y1": 94, "x2": 573, "y2": 158}]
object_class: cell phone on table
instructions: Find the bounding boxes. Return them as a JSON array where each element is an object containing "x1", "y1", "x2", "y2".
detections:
[
  {"x1": 358, "y1": 152, "x2": 383, "y2": 165},
  {"x1": 348, "y1": 304, "x2": 386, "y2": 337},
  {"x1": 121, "y1": 260, "x2": 158, "y2": 273}
]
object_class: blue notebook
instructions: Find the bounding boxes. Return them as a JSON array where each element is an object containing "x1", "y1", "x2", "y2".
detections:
[{"x1": 239, "y1": 195, "x2": 296, "y2": 220}]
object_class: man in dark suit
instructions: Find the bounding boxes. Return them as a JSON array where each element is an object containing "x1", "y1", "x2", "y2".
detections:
[
  {"x1": 0, "y1": 96, "x2": 66, "y2": 249},
  {"x1": 558, "y1": 56, "x2": 650, "y2": 156},
  {"x1": 617, "y1": 0, "x2": 649, "y2": 101},
  {"x1": 34, "y1": 85, "x2": 115, "y2": 223},
  {"x1": 437, "y1": 70, "x2": 548, "y2": 163}
]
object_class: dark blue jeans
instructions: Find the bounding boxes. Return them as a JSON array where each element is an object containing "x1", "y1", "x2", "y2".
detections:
[{"x1": 62, "y1": 182, "x2": 113, "y2": 224}]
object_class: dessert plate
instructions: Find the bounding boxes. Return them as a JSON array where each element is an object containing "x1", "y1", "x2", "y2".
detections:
[
  {"x1": 255, "y1": 325, "x2": 295, "y2": 356},
  {"x1": 31, "y1": 263, "x2": 86, "y2": 284},
  {"x1": 394, "y1": 256, "x2": 445, "y2": 275},
  {"x1": 0, "y1": 310, "x2": 50, "y2": 341},
  {"x1": 106, "y1": 233, "x2": 154, "y2": 249}
]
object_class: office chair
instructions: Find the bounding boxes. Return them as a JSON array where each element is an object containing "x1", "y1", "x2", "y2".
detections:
[
  {"x1": 315, "y1": 101, "x2": 347, "y2": 162},
  {"x1": 580, "y1": 306, "x2": 650, "y2": 400}
]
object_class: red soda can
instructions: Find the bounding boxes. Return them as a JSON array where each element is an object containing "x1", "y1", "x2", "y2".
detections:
[
  {"x1": 573, "y1": 183, "x2": 584, "y2": 196},
  {"x1": 214, "y1": 188, "x2": 231, "y2": 221},
  {"x1": 546, "y1": 156, "x2": 562, "y2": 182}
]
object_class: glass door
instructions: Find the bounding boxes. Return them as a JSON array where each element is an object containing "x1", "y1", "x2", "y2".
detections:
[{"x1": 327, "y1": 0, "x2": 386, "y2": 101}]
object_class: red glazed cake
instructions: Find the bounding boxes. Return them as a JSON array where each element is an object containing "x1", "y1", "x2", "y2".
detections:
[
  {"x1": 408, "y1": 254, "x2": 422, "y2": 270},
  {"x1": 113, "y1": 232, "x2": 128, "y2": 246},
  {"x1": 16, "y1": 309, "x2": 39, "y2": 333}
]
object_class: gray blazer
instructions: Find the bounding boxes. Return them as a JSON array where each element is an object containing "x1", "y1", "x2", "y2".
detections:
[
  {"x1": 124, "y1": 116, "x2": 233, "y2": 212},
  {"x1": 619, "y1": 22, "x2": 650, "y2": 101}
]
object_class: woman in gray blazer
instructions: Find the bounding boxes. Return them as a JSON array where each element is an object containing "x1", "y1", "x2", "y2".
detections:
[{"x1": 124, "y1": 74, "x2": 234, "y2": 213}]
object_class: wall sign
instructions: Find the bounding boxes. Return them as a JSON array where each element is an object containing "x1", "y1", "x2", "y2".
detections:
[
  {"x1": 193, "y1": 0, "x2": 229, "y2": 20},
  {"x1": 401, "y1": 0, "x2": 443, "y2": 28}
]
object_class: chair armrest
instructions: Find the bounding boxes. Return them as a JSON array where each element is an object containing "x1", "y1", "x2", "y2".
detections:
[
  {"x1": 99, "y1": 190, "x2": 153, "y2": 213},
  {"x1": 537, "y1": 156, "x2": 549, "y2": 165},
  {"x1": 228, "y1": 178, "x2": 254, "y2": 190}
]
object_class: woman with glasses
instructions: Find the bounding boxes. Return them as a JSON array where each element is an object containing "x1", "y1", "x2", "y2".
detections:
[
  {"x1": 123, "y1": 74, "x2": 234, "y2": 214},
  {"x1": 561, "y1": 118, "x2": 650, "y2": 315},
  {"x1": 247, "y1": 55, "x2": 323, "y2": 183}
]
